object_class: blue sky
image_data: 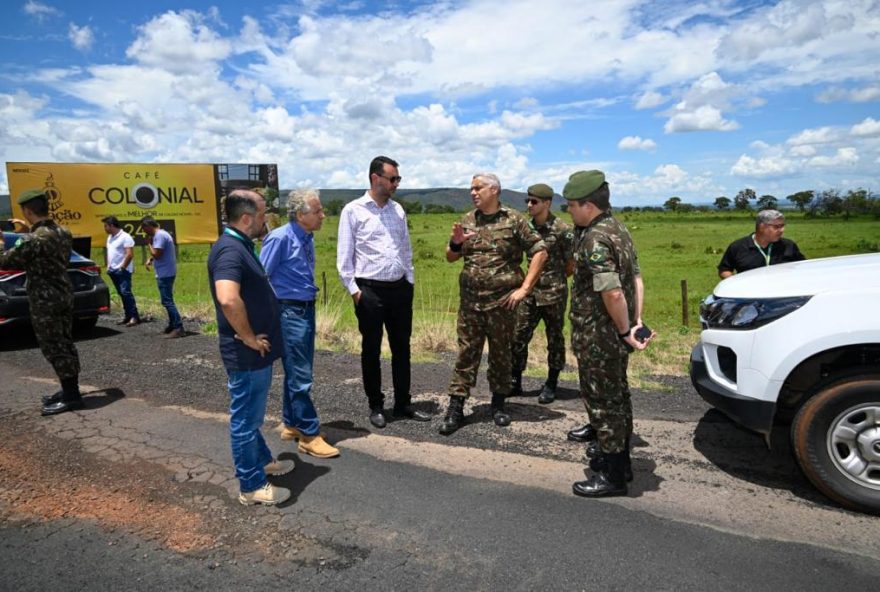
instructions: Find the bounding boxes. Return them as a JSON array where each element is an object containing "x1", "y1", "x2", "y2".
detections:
[{"x1": 1, "y1": 0, "x2": 878, "y2": 205}]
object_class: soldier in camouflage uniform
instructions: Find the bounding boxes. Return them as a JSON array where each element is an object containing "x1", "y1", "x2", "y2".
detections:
[
  {"x1": 563, "y1": 171, "x2": 653, "y2": 497},
  {"x1": 0, "y1": 189, "x2": 83, "y2": 416},
  {"x1": 510, "y1": 183, "x2": 574, "y2": 404},
  {"x1": 439, "y1": 173, "x2": 548, "y2": 435}
]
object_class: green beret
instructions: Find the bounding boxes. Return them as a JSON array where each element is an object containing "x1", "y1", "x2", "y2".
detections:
[
  {"x1": 527, "y1": 183, "x2": 554, "y2": 200},
  {"x1": 563, "y1": 170, "x2": 605, "y2": 201},
  {"x1": 17, "y1": 189, "x2": 47, "y2": 205}
]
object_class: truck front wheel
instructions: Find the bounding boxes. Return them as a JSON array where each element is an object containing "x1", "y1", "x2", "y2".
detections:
[{"x1": 792, "y1": 375, "x2": 880, "y2": 515}]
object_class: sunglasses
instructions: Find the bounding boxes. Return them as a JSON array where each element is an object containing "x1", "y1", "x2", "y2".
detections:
[
  {"x1": 375, "y1": 174, "x2": 402, "y2": 183},
  {"x1": 525, "y1": 198, "x2": 542, "y2": 205}
]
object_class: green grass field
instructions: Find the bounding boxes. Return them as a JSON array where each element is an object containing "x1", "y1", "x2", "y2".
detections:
[{"x1": 116, "y1": 210, "x2": 880, "y2": 385}]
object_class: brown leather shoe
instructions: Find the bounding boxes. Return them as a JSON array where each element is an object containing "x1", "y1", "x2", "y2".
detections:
[
  {"x1": 124, "y1": 318, "x2": 140, "y2": 327},
  {"x1": 280, "y1": 426, "x2": 304, "y2": 441},
  {"x1": 165, "y1": 328, "x2": 184, "y2": 338}
]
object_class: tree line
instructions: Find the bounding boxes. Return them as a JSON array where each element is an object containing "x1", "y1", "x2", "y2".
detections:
[{"x1": 663, "y1": 188, "x2": 880, "y2": 218}]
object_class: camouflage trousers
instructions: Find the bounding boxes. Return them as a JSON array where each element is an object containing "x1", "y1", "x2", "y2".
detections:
[
  {"x1": 575, "y1": 353, "x2": 633, "y2": 454},
  {"x1": 30, "y1": 302, "x2": 80, "y2": 381},
  {"x1": 448, "y1": 304, "x2": 516, "y2": 397},
  {"x1": 511, "y1": 296, "x2": 567, "y2": 373}
]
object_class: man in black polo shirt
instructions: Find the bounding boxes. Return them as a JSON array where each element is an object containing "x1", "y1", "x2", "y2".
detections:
[
  {"x1": 208, "y1": 189, "x2": 293, "y2": 506},
  {"x1": 718, "y1": 209, "x2": 805, "y2": 278}
]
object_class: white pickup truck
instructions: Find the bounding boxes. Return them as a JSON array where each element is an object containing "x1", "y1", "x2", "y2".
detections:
[{"x1": 690, "y1": 253, "x2": 880, "y2": 514}]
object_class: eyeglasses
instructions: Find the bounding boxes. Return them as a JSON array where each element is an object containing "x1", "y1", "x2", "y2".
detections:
[
  {"x1": 375, "y1": 173, "x2": 402, "y2": 184},
  {"x1": 525, "y1": 198, "x2": 541, "y2": 205},
  {"x1": 767, "y1": 223, "x2": 785, "y2": 229}
]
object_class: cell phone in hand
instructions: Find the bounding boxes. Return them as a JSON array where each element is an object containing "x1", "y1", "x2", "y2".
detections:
[{"x1": 634, "y1": 324, "x2": 653, "y2": 343}]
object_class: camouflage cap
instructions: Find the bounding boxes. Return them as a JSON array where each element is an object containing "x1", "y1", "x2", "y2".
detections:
[
  {"x1": 563, "y1": 170, "x2": 605, "y2": 201},
  {"x1": 527, "y1": 183, "x2": 554, "y2": 200},
  {"x1": 17, "y1": 188, "x2": 47, "y2": 205}
]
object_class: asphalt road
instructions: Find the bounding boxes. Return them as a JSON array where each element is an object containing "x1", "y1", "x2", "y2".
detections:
[{"x1": 1, "y1": 318, "x2": 879, "y2": 591}]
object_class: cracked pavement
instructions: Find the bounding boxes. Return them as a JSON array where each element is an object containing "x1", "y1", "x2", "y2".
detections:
[{"x1": 1, "y1": 318, "x2": 880, "y2": 590}]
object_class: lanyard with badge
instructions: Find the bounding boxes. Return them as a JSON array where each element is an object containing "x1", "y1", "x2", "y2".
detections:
[
  {"x1": 223, "y1": 226, "x2": 264, "y2": 269},
  {"x1": 752, "y1": 233, "x2": 773, "y2": 266}
]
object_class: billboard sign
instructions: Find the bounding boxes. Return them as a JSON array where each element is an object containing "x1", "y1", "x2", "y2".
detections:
[{"x1": 5, "y1": 162, "x2": 279, "y2": 245}]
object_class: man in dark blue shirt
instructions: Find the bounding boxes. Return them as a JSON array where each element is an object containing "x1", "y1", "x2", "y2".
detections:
[
  {"x1": 260, "y1": 189, "x2": 339, "y2": 459},
  {"x1": 208, "y1": 189, "x2": 293, "y2": 506}
]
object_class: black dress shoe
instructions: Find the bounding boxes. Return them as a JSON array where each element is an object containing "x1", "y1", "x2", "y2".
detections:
[
  {"x1": 393, "y1": 405, "x2": 431, "y2": 422},
  {"x1": 369, "y1": 410, "x2": 386, "y2": 429},
  {"x1": 42, "y1": 390, "x2": 64, "y2": 405},
  {"x1": 41, "y1": 397, "x2": 84, "y2": 417},
  {"x1": 585, "y1": 439, "x2": 601, "y2": 459},
  {"x1": 567, "y1": 423, "x2": 597, "y2": 442},
  {"x1": 572, "y1": 473, "x2": 628, "y2": 497},
  {"x1": 537, "y1": 384, "x2": 556, "y2": 404}
]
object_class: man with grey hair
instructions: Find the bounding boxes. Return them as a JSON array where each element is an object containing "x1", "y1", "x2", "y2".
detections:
[
  {"x1": 718, "y1": 209, "x2": 805, "y2": 278},
  {"x1": 260, "y1": 189, "x2": 339, "y2": 458},
  {"x1": 439, "y1": 172, "x2": 548, "y2": 435}
]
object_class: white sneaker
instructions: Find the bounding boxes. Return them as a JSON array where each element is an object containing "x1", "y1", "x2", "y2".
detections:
[
  {"x1": 264, "y1": 458, "x2": 295, "y2": 476},
  {"x1": 238, "y1": 482, "x2": 291, "y2": 506}
]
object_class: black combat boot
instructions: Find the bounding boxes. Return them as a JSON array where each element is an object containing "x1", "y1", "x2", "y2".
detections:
[
  {"x1": 572, "y1": 451, "x2": 629, "y2": 498},
  {"x1": 491, "y1": 393, "x2": 511, "y2": 427},
  {"x1": 509, "y1": 370, "x2": 523, "y2": 397},
  {"x1": 567, "y1": 423, "x2": 597, "y2": 443},
  {"x1": 538, "y1": 368, "x2": 561, "y2": 404},
  {"x1": 41, "y1": 376, "x2": 83, "y2": 416},
  {"x1": 439, "y1": 396, "x2": 466, "y2": 435},
  {"x1": 589, "y1": 447, "x2": 634, "y2": 482}
]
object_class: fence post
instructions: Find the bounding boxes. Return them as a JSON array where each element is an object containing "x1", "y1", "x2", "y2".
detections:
[{"x1": 681, "y1": 279, "x2": 689, "y2": 326}]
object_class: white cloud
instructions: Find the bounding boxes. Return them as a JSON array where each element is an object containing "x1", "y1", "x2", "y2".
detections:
[
  {"x1": 22, "y1": 0, "x2": 60, "y2": 20},
  {"x1": 661, "y1": 72, "x2": 741, "y2": 133},
  {"x1": 68, "y1": 23, "x2": 93, "y2": 51},
  {"x1": 789, "y1": 145, "x2": 817, "y2": 157},
  {"x1": 850, "y1": 117, "x2": 880, "y2": 137},
  {"x1": 786, "y1": 126, "x2": 839, "y2": 146},
  {"x1": 618, "y1": 135, "x2": 657, "y2": 151},
  {"x1": 809, "y1": 147, "x2": 859, "y2": 167},
  {"x1": 731, "y1": 154, "x2": 798, "y2": 178},
  {"x1": 635, "y1": 91, "x2": 665, "y2": 109},
  {"x1": 126, "y1": 11, "x2": 231, "y2": 74},
  {"x1": 817, "y1": 85, "x2": 880, "y2": 103},
  {"x1": 719, "y1": 2, "x2": 836, "y2": 62},
  {"x1": 665, "y1": 104, "x2": 739, "y2": 133}
]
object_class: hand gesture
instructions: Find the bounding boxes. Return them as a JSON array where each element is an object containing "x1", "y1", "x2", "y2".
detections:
[{"x1": 450, "y1": 222, "x2": 476, "y2": 246}]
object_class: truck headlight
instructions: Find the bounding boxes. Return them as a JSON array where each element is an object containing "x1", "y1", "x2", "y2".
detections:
[{"x1": 700, "y1": 295, "x2": 811, "y2": 330}]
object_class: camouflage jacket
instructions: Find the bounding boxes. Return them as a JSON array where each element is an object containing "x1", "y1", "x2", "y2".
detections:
[
  {"x1": 570, "y1": 212, "x2": 640, "y2": 355},
  {"x1": 527, "y1": 213, "x2": 574, "y2": 306},
  {"x1": 0, "y1": 219, "x2": 74, "y2": 309},
  {"x1": 457, "y1": 205, "x2": 546, "y2": 311}
]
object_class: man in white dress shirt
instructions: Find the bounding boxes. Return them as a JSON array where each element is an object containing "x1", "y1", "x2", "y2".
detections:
[{"x1": 337, "y1": 156, "x2": 431, "y2": 428}]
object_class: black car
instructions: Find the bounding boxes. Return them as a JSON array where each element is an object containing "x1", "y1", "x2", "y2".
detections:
[{"x1": 1, "y1": 232, "x2": 110, "y2": 333}]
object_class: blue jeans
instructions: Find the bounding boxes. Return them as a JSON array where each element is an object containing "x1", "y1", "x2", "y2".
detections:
[
  {"x1": 156, "y1": 275, "x2": 183, "y2": 330},
  {"x1": 227, "y1": 365, "x2": 274, "y2": 493},
  {"x1": 108, "y1": 268, "x2": 140, "y2": 321},
  {"x1": 280, "y1": 301, "x2": 320, "y2": 436}
]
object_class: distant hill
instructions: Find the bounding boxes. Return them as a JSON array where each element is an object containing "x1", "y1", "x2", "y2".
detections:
[{"x1": 299, "y1": 187, "x2": 532, "y2": 212}]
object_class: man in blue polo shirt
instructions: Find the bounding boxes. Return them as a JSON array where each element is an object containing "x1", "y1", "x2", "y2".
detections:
[
  {"x1": 208, "y1": 189, "x2": 293, "y2": 506},
  {"x1": 260, "y1": 188, "x2": 339, "y2": 459}
]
